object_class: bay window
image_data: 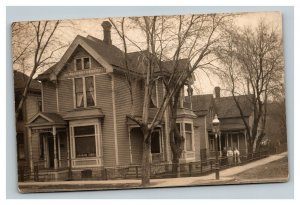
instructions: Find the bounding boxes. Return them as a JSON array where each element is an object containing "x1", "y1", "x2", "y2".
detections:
[
  {"x1": 176, "y1": 122, "x2": 194, "y2": 152},
  {"x1": 185, "y1": 123, "x2": 193, "y2": 151},
  {"x1": 74, "y1": 76, "x2": 95, "y2": 108},
  {"x1": 74, "y1": 125, "x2": 96, "y2": 158}
]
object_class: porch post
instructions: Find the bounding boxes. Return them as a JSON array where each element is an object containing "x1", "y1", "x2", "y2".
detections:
[
  {"x1": 237, "y1": 133, "x2": 240, "y2": 150},
  {"x1": 219, "y1": 133, "x2": 221, "y2": 155},
  {"x1": 66, "y1": 127, "x2": 70, "y2": 167},
  {"x1": 128, "y1": 127, "x2": 133, "y2": 164},
  {"x1": 52, "y1": 126, "x2": 58, "y2": 169},
  {"x1": 58, "y1": 134, "x2": 61, "y2": 168},
  {"x1": 28, "y1": 128, "x2": 34, "y2": 173}
]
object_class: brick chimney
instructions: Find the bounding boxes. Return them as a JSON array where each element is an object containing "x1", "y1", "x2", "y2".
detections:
[
  {"x1": 101, "y1": 21, "x2": 112, "y2": 45},
  {"x1": 215, "y1": 86, "x2": 221, "y2": 98}
]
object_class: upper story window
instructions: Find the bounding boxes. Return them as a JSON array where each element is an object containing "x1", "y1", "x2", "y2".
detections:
[
  {"x1": 74, "y1": 76, "x2": 95, "y2": 108},
  {"x1": 75, "y1": 57, "x2": 91, "y2": 71}
]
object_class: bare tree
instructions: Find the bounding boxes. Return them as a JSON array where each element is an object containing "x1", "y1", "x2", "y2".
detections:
[
  {"x1": 213, "y1": 20, "x2": 284, "y2": 153},
  {"x1": 110, "y1": 14, "x2": 230, "y2": 185},
  {"x1": 12, "y1": 20, "x2": 67, "y2": 119}
]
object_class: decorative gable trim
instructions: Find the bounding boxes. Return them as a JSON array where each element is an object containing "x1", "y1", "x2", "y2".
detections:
[
  {"x1": 27, "y1": 112, "x2": 54, "y2": 125},
  {"x1": 49, "y1": 35, "x2": 113, "y2": 81}
]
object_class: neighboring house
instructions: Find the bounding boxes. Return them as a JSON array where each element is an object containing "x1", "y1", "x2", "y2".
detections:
[
  {"x1": 25, "y1": 21, "x2": 200, "y2": 180},
  {"x1": 14, "y1": 71, "x2": 42, "y2": 169},
  {"x1": 211, "y1": 87, "x2": 252, "y2": 155},
  {"x1": 190, "y1": 87, "x2": 253, "y2": 158}
]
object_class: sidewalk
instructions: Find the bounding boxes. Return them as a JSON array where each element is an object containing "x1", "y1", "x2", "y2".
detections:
[{"x1": 18, "y1": 152, "x2": 287, "y2": 192}]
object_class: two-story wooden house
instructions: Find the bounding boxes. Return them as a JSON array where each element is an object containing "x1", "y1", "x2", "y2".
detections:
[{"x1": 25, "y1": 21, "x2": 201, "y2": 180}]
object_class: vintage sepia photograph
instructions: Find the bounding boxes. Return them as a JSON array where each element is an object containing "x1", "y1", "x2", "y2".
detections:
[{"x1": 12, "y1": 11, "x2": 288, "y2": 193}]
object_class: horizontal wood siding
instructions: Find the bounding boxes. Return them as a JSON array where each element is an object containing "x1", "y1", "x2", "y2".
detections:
[
  {"x1": 194, "y1": 117, "x2": 208, "y2": 161},
  {"x1": 25, "y1": 95, "x2": 41, "y2": 121},
  {"x1": 114, "y1": 73, "x2": 133, "y2": 165},
  {"x1": 95, "y1": 74, "x2": 116, "y2": 167},
  {"x1": 157, "y1": 79, "x2": 164, "y2": 106},
  {"x1": 58, "y1": 132, "x2": 68, "y2": 165},
  {"x1": 31, "y1": 132, "x2": 40, "y2": 163},
  {"x1": 42, "y1": 81, "x2": 57, "y2": 112},
  {"x1": 132, "y1": 79, "x2": 144, "y2": 116},
  {"x1": 57, "y1": 78, "x2": 73, "y2": 115},
  {"x1": 193, "y1": 125, "x2": 201, "y2": 161},
  {"x1": 130, "y1": 128, "x2": 143, "y2": 165}
]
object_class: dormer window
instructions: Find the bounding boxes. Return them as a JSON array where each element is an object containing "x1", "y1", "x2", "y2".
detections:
[{"x1": 75, "y1": 57, "x2": 91, "y2": 71}]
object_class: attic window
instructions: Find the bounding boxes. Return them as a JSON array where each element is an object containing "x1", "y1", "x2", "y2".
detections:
[
  {"x1": 75, "y1": 59, "x2": 82, "y2": 70},
  {"x1": 84, "y1": 57, "x2": 90, "y2": 69},
  {"x1": 75, "y1": 57, "x2": 91, "y2": 70}
]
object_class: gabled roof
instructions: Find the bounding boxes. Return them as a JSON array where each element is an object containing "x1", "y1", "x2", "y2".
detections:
[
  {"x1": 27, "y1": 112, "x2": 65, "y2": 127},
  {"x1": 188, "y1": 94, "x2": 214, "y2": 115},
  {"x1": 14, "y1": 70, "x2": 41, "y2": 91},
  {"x1": 38, "y1": 35, "x2": 115, "y2": 81},
  {"x1": 38, "y1": 35, "x2": 191, "y2": 80},
  {"x1": 63, "y1": 108, "x2": 104, "y2": 120},
  {"x1": 214, "y1": 95, "x2": 253, "y2": 118}
]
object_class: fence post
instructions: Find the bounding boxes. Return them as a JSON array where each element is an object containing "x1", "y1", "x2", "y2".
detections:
[
  {"x1": 189, "y1": 163, "x2": 192, "y2": 177},
  {"x1": 104, "y1": 168, "x2": 108, "y2": 180},
  {"x1": 135, "y1": 165, "x2": 139, "y2": 179}
]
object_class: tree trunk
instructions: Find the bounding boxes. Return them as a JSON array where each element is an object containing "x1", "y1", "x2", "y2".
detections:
[
  {"x1": 171, "y1": 148, "x2": 181, "y2": 178},
  {"x1": 141, "y1": 132, "x2": 151, "y2": 186}
]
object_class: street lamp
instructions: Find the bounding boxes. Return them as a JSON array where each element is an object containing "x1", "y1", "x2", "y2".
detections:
[{"x1": 212, "y1": 114, "x2": 220, "y2": 180}]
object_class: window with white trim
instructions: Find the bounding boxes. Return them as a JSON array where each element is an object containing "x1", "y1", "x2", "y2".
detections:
[
  {"x1": 75, "y1": 57, "x2": 91, "y2": 70},
  {"x1": 74, "y1": 76, "x2": 95, "y2": 108},
  {"x1": 185, "y1": 123, "x2": 193, "y2": 151},
  {"x1": 176, "y1": 122, "x2": 194, "y2": 152},
  {"x1": 74, "y1": 125, "x2": 96, "y2": 158}
]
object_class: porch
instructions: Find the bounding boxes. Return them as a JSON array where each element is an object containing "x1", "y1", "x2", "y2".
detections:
[{"x1": 26, "y1": 112, "x2": 70, "y2": 180}]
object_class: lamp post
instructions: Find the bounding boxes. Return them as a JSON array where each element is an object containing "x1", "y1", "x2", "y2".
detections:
[{"x1": 212, "y1": 114, "x2": 220, "y2": 180}]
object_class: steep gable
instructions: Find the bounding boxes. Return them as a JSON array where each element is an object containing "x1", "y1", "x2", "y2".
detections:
[{"x1": 37, "y1": 35, "x2": 115, "y2": 81}]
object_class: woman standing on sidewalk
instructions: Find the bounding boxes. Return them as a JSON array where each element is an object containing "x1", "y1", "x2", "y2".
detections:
[
  {"x1": 233, "y1": 147, "x2": 241, "y2": 165},
  {"x1": 227, "y1": 147, "x2": 234, "y2": 166}
]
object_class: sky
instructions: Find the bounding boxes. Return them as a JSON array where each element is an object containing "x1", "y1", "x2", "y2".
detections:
[{"x1": 14, "y1": 11, "x2": 283, "y2": 96}]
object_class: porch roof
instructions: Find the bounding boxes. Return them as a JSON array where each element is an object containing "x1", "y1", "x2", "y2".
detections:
[
  {"x1": 63, "y1": 108, "x2": 104, "y2": 120},
  {"x1": 27, "y1": 112, "x2": 66, "y2": 128},
  {"x1": 208, "y1": 123, "x2": 246, "y2": 132}
]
